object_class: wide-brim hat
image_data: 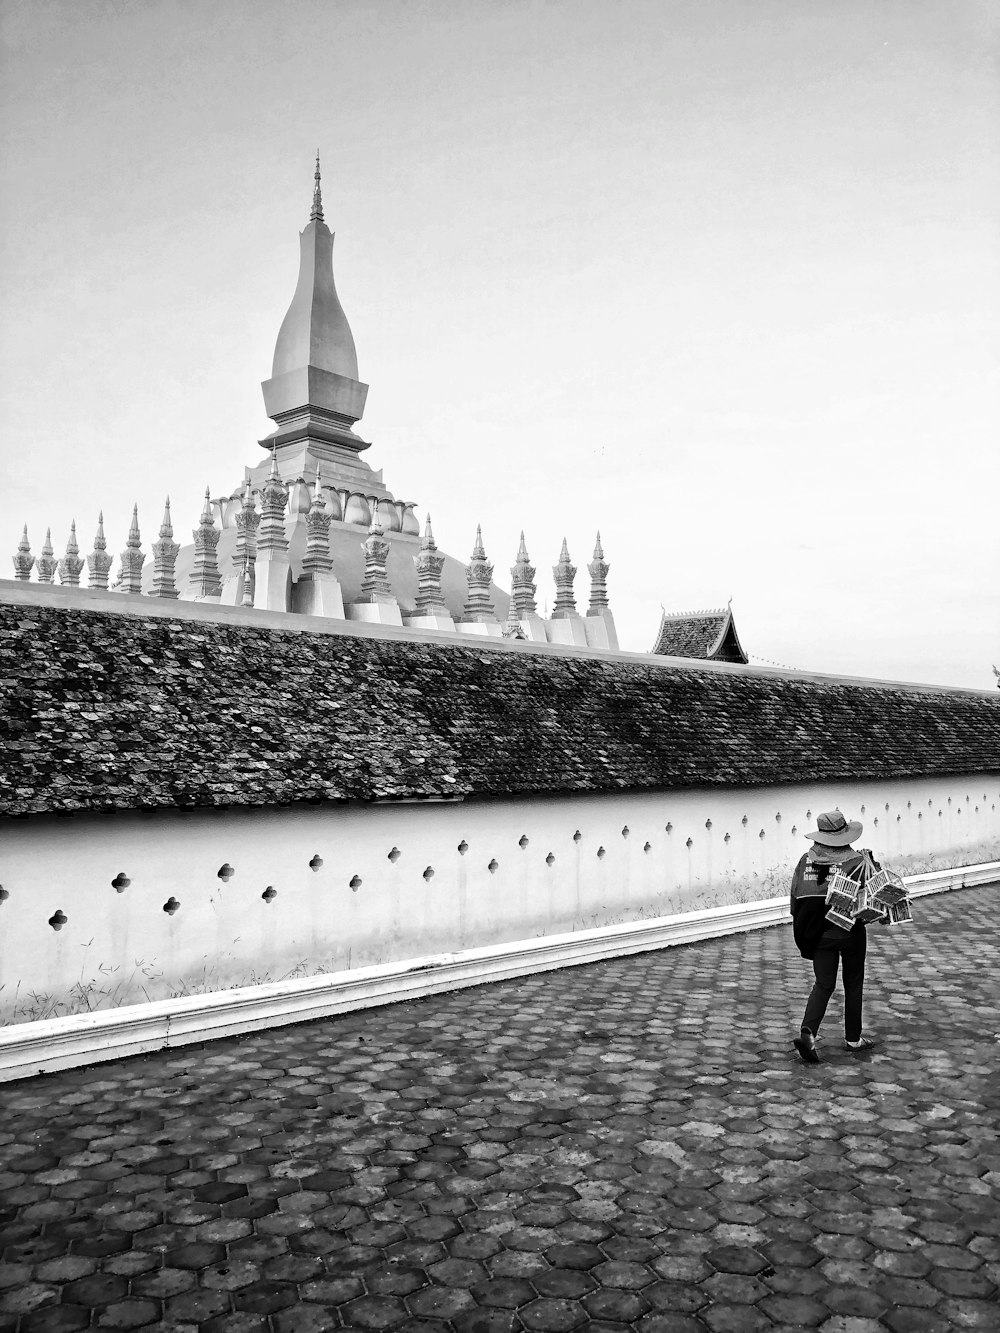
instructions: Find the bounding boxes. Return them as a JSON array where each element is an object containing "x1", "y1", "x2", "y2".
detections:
[{"x1": 805, "y1": 809, "x2": 863, "y2": 847}]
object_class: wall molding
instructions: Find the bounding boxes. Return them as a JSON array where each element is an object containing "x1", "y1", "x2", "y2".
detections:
[{"x1": 1, "y1": 861, "x2": 995, "y2": 1084}]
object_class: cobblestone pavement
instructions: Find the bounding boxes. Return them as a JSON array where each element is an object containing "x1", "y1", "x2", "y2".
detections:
[{"x1": 2, "y1": 885, "x2": 998, "y2": 1333}]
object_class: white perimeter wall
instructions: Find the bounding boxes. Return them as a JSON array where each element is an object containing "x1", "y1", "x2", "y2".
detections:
[{"x1": 2, "y1": 773, "x2": 998, "y2": 1025}]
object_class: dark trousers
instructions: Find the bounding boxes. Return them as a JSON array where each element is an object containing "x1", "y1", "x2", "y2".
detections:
[{"x1": 801, "y1": 927, "x2": 867, "y2": 1042}]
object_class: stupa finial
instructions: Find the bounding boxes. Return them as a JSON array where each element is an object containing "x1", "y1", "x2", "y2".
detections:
[
  {"x1": 87, "y1": 512, "x2": 112, "y2": 589},
  {"x1": 587, "y1": 530, "x2": 610, "y2": 614},
  {"x1": 461, "y1": 526, "x2": 496, "y2": 623},
  {"x1": 310, "y1": 151, "x2": 324, "y2": 223},
  {"x1": 414, "y1": 513, "x2": 447, "y2": 616},
  {"x1": 510, "y1": 531, "x2": 537, "y2": 620},
  {"x1": 58, "y1": 520, "x2": 85, "y2": 587},
  {"x1": 118, "y1": 504, "x2": 145, "y2": 594},
  {"x1": 551, "y1": 537, "x2": 578, "y2": 619},
  {"x1": 12, "y1": 524, "x2": 35, "y2": 581},
  {"x1": 151, "y1": 497, "x2": 180, "y2": 600},
  {"x1": 37, "y1": 528, "x2": 57, "y2": 584},
  {"x1": 190, "y1": 486, "x2": 223, "y2": 599}
]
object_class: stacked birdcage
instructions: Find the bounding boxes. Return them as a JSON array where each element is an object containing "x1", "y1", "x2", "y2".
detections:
[{"x1": 824, "y1": 850, "x2": 913, "y2": 929}]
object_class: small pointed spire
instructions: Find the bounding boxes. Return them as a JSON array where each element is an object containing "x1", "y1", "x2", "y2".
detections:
[
  {"x1": 87, "y1": 512, "x2": 113, "y2": 589},
  {"x1": 231, "y1": 479, "x2": 261, "y2": 604},
  {"x1": 118, "y1": 504, "x2": 145, "y2": 594},
  {"x1": 413, "y1": 512, "x2": 447, "y2": 615},
  {"x1": 461, "y1": 526, "x2": 496, "y2": 623},
  {"x1": 310, "y1": 151, "x2": 324, "y2": 223},
  {"x1": 551, "y1": 537, "x2": 578, "y2": 619},
  {"x1": 58, "y1": 520, "x2": 85, "y2": 587},
  {"x1": 360, "y1": 505, "x2": 392, "y2": 602},
  {"x1": 509, "y1": 530, "x2": 538, "y2": 621},
  {"x1": 189, "y1": 487, "x2": 223, "y2": 599},
  {"x1": 301, "y1": 476, "x2": 334, "y2": 580},
  {"x1": 258, "y1": 455, "x2": 290, "y2": 560},
  {"x1": 12, "y1": 525, "x2": 35, "y2": 581},
  {"x1": 36, "y1": 528, "x2": 57, "y2": 583},
  {"x1": 151, "y1": 497, "x2": 180, "y2": 599},
  {"x1": 587, "y1": 530, "x2": 610, "y2": 615}
]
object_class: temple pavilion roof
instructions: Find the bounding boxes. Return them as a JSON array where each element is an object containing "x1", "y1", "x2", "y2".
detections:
[{"x1": 651, "y1": 603, "x2": 748, "y2": 665}]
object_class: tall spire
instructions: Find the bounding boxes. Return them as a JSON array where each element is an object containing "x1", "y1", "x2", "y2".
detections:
[
  {"x1": 461, "y1": 526, "x2": 496, "y2": 622},
  {"x1": 509, "y1": 531, "x2": 538, "y2": 620},
  {"x1": 150, "y1": 498, "x2": 180, "y2": 599},
  {"x1": 261, "y1": 153, "x2": 370, "y2": 456},
  {"x1": 189, "y1": 487, "x2": 222, "y2": 599},
  {"x1": 87, "y1": 512, "x2": 113, "y2": 589},
  {"x1": 11, "y1": 526, "x2": 34, "y2": 581},
  {"x1": 36, "y1": 528, "x2": 57, "y2": 584},
  {"x1": 301, "y1": 476, "x2": 333, "y2": 578},
  {"x1": 58, "y1": 521, "x2": 84, "y2": 587},
  {"x1": 232, "y1": 479, "x2": 260, "y2": 595},
  {"x1": 413, "y1": 513, "x2": 447, "y2": 615},
  {"x1": 257, "y1": 452, "x2": 290, "y2": 557},
  {"x1": 551, "y1": 538, "x2": 578, "y2": 618},
  {"x1": 118, "y1": 505, "x2": 145, "y2": 594},
  {"x1": 587, "y1": 531, "x2": 610, "y2": 614},
  {"x1": 360, "y1": 503, "x2": 393, "y2": 602},
  {"x1": 310, "y1": 150, "x2": 324, "y2": 223}
]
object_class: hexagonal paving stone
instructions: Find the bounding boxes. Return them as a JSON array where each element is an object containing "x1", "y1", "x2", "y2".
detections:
[
  {"x1": 582, "y1": 1286, "x2": 651, "y2": 1322},
  {"x1": 544, "y1": 1242, "x2": 604, "y2": 1270},
  {"x1": 95, "y1": 1297, "x2": 162, "y2": 1329},
  {"x1": 518, "y1": 1296, "x2": 587, "y2": 1331},
  {"x1": 471, "y1": 1278, "x2": 536, "y2": 1308},
  {"x1": 406, "y1": 1285, "x2": 476, "y2": 1319},
  {"x1": 532, "y1": 1267, "x2": 597, "y2": 1299},
  {"x1": 700, "y1": 1304, "x2": 773, "y2": 1333},
  {"x1": 706, "y1": 1245, "x2": 770, "y2": 1275}
]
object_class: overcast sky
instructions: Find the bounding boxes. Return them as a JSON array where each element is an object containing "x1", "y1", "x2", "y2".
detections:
[{"x1": 1, "y1": 0, "x2": 997, "y2": 688}]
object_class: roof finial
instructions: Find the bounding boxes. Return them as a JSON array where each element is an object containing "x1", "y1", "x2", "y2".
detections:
[
  {"x1": 510, "y1": 531, "x2": 538, "y2": 621},
  {"x1": 310, "y1": 150, "x2": 324, "y2": 223},
  {"x1": 551, "y1": 538, "x2": 578, "y2": 619},
  {"x1": 414, "y1": 513, "x2": 447, "y2": 616},
  {"x1": 587, "y1": 531, "x2": 610, "y2": 614}
]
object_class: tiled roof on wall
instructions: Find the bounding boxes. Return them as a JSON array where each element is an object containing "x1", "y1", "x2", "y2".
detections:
[{"x1": 1, "y1": 601, "x2": 998, "y2": 817}]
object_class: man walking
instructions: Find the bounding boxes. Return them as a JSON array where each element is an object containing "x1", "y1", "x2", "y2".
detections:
[{"x1": 790, "y1": 810, "x2": 877, "y2": 1063}]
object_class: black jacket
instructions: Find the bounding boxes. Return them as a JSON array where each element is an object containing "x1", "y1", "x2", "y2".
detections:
[{"x1": 790, "y1": 850, "x2": 868, "y2": 959}]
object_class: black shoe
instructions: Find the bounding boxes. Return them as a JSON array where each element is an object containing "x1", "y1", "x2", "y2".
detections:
[
  {"x1": 844, "y1": 1036, "x2": 876, "y2": 1052},
  {"x1": 794, "y1": 1031, "x2": 820, "y2": 1064}
]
